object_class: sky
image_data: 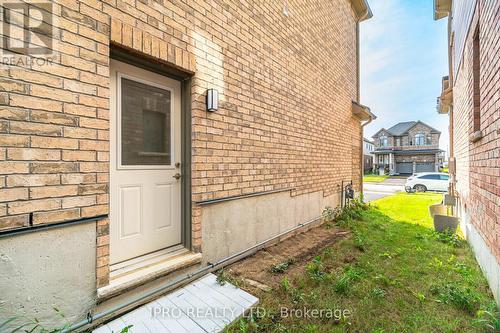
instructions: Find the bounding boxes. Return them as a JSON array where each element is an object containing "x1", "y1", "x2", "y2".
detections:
[{"x1": 360, "y1": 0, "x2": 450, "y2": 154}]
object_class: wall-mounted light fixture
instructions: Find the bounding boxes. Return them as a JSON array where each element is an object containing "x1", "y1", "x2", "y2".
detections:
[{"x1": 206, "y1": 89, "x2": 218, "y2": 112}]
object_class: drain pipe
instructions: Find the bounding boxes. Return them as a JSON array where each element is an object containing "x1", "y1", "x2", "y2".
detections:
[{"x1": 65, "y1": 214, "x2": 325, "y2": 332}]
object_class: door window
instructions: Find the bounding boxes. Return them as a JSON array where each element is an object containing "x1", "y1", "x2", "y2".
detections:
[{"x1": 120, "y1": 77, "x2": 172, "y2": 167}]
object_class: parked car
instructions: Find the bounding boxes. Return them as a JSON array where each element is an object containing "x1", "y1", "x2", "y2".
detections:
[{"x1": 405, "y1": 172, "x2": 450, "y2": 192}]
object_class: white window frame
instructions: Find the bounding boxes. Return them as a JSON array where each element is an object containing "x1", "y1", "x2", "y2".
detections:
[
  {"x1": 380, "y1": 135, "x2": 388, "y2": 147},
  {"x1": 117, "y1": 72, "x2": 176, "y2": 170},
  {"x1": 415, "y1": 133, "x2": 425, "y2": 146}
]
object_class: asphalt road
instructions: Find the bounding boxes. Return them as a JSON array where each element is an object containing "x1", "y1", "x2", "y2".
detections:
[{"x1": 363, "y1": 178, "x2": 406, "y2": 202}]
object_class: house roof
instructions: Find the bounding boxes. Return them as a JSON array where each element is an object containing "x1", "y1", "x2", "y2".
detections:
[
  {"x1": 352, "y1": 101, "x2": 376, "y2": 122},
  {"x1": 351, "y1": 0, "x2": 373, "y2": 21},
  {"x1": 363, "y1": 137, "x2": 373, "y2": 143},
  {"x1": 386, "y1": 121, "x2": 417, "y2": 136},
  {"x1": 434, "y1": 0, "x2": 452, "y2": 20},
  {"x1": 372, "y1": 120, "x2": 441, "y2": 138}
]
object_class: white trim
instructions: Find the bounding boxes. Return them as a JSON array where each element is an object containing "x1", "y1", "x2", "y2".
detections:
[{"x1": 117, "y1": 72, "x2": 176, "y2": 171}]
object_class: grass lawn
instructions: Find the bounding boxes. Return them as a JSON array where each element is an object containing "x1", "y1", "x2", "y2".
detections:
[
  {"x1": 224, "y1": 192, "x2": 497, "y2": 332},
  {"x1": 363, "y1": 174, "x2": 389, "y2": 183}
]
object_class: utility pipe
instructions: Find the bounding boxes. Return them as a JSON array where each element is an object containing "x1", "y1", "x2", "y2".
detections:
[{"x1": 65, "y1": 214, "x2": 326, "y2": 332}]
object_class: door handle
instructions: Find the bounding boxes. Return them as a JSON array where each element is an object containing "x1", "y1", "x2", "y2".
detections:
[{"x1": 173, "y1": 173, "x2": 181, "y2": 180}]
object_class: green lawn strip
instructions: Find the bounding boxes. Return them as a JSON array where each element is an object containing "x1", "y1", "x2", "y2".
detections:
[
  {"x1": 372, "y1": 192, "x2": 442, "y2": 228},
  {"x1": 225, "y1": 194, "x2": 497, "y2": 333},
  {"x1": 363, "y1": 174, "x2": 389, "y2": 183}
]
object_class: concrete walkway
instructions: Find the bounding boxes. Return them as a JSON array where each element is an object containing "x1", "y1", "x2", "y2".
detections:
[{"x1": 93, "y1": 274, "x2": 258, "y2": 333}]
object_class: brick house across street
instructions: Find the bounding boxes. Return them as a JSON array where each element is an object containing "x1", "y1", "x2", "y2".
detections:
[
  {"x1": 372, "y1": 120, "x2": 443, "y2": 175},
  {"x1": 363, "y1": 137, "x2": 374, "y2": 173},
  {"x1": 0, "y1": 0, "x2": 374, "y2": 328},
  {"x1": 434, "y1": 0, "x2": 499, "y2": 304}
]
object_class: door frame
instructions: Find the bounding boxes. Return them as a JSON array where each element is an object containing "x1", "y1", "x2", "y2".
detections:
[{"x1": 110, "y1": 46, "x2": 193, "y2": 251}]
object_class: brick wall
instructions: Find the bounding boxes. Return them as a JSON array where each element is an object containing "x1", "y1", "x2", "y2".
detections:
[
  {"x1": 407, "y1": 123, "x2": 440, "y2": 149},
  {"x1": 373, "y1": 123, "x2": 440, "y2": 149},
  {"x1": 451, "y1": 0, "x2": 499, "y2": 261},
  {"x1": 394, "y1": 154, "x2": 436, "y2": 163},
  {"x1": 0, "y1": 0, "x2": 363, "y2": 287},
  {"x1": 0, "y1": 1, "x2": 111, "y2": 232}
]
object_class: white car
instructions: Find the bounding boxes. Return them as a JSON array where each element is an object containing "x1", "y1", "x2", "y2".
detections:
[{"x1": 404, "y1": 172, "x2": 450, "y2": 192}]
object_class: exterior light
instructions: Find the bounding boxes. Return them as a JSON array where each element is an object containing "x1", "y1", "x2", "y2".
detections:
[{"x1": 206, "y1": 89, "x2": 218, "y2": 112}]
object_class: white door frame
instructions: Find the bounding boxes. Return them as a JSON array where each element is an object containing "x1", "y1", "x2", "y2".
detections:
[{"x1": 116, "y1": 72, "x2": 176, "y2": 171}]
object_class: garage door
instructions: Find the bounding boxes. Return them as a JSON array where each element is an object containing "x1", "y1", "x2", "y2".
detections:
[
  {"x1": 396, "y1": 162, "x2": 413, "y2": 174},
  {"x1": 416, "y1": 162, "x2": 434, "y2": 173}
]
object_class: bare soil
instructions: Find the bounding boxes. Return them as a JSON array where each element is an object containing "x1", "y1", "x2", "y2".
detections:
[{"x1": 225, "y1": 224, "x2": 350, "y2": 292}]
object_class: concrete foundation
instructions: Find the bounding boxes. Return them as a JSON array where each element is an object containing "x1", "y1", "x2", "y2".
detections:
[
  {"x1": 0, "y1": 223, "x2": 96, "y2": 329},
  {"x1": 200, "y1": 190, "x2": 341, "y2": 263},
  {"x1": 459, "y1": 205, "x2": 500, "y2": 306}
]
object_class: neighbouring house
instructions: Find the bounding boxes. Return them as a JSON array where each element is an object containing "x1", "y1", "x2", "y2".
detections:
[
  {"x1": 363, "y1": 137, "x2": 374, "y2": 173},
  {"x1": 434, "y1": 0, "x2": 499, "y2": 304},
  {"x1": 0, "y1": 0, "x2": 374, "y2": 328},
  {"x1": 372, "y1": 121, "x2": 443, "y2": 175}
]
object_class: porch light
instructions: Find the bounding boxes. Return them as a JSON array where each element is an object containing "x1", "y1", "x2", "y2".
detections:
[{"x1": 206, "y1": 89, "x2": 218, "y2": 112}]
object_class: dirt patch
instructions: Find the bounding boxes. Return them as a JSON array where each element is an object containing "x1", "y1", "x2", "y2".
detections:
[{"x1": 225, "y1": 224, "x2": 351, "y2": 291}]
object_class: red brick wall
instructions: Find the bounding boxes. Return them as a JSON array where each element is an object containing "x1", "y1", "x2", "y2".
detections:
[{"x1": 451, "y1": 0, "x2": 499, "y2": 261}]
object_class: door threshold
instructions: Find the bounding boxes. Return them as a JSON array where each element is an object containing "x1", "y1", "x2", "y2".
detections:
[
  {"x1": 98, "y1": 248, "x2": 202, "y2": 301},
  {"x1": 110, "y1": 245, "x2": 185, "y2": 280}
]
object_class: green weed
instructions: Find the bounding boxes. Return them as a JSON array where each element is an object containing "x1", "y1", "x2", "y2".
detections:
[
  {"x1": 434, "y1": 230, "x2": 465, "y2": 247},
  {"x1": 474, "y1": 307, "x2": 500, "y2": 332},
  {"x1": 305, "y1": 256, "x2": 327, "y2": 282},
  {"x1": 270, "y1": 258, "x2": 295, "y2": 274},
  {"x1": 333, "y1": 266, "x2": 363, "y2": 294},
  {"x1": 371, "y1": 287, "x2": 386, "y2": 298},
  {"x1": 430, "y1": 283, "x2": 481, "y2": 314}
]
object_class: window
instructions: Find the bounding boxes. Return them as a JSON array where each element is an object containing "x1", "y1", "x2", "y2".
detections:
[
  {"x1": 395, "y1": 137, "x2": 401, "y2": 146},
  {"x1": 415, "y1": 133, "x2": 425, "y2": 146},
  {"x1": 120, "y1": 77, "x2": 172, "y2": 166},
  {"x1": 440, "y1": 175, "x2": 449, "y2": 181},
  {"x1": 380, "y1": 135, "x2": 388, "y2": 147},
  {"x1": 419, "y1": 174, "x2": 440, "y2": 180},
  {"x1": 426, "y1": 134, "x2": 432, "y2": 145},
  {"x1": 472, "y1": 26, "x2": 481, "y2": 132}
]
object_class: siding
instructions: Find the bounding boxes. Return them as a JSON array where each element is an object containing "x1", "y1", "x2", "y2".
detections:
[{"x1": 451, "y1": 0, "x2": 477, "y2": 78}]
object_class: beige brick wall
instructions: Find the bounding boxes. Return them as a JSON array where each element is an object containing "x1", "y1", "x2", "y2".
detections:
[
  {"x1": 1, "y1": 0, "x2": 364, "y2": 287},
  {"x1": 451, "y1": 0, "x2": 499, "y2": 261}
]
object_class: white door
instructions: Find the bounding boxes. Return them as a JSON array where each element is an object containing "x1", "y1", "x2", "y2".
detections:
[{"x1": 110, "y1": 60, "x2": 182, "y2": 264}]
